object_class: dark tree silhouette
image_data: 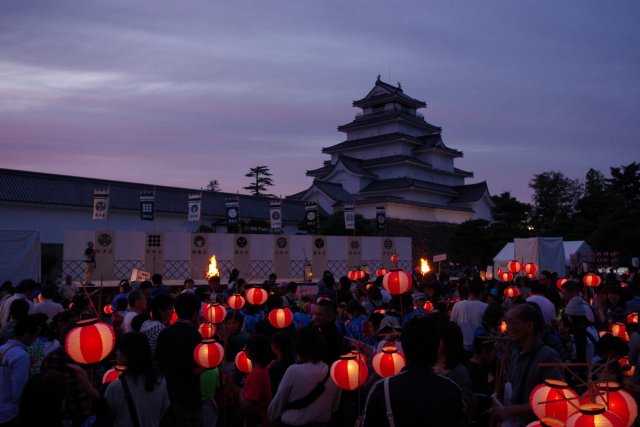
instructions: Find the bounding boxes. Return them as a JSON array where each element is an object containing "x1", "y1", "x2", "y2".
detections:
[{"x1": 243, "y1": 165, "x2": 274, "y2": 196}]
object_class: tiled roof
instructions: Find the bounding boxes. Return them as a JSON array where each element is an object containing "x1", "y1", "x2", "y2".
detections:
[
  {"x1": 361, "y1": 155, "x2": 431, "y2": 168},
  {"x1": 450, "y1": 182, "x2": 490, "y2": 204},
  {"x1": 413, "y1": 135, "x2": 463, "y2": 157},
  {"x1": 323, "y1": 132, "x2": 423, "y2": 154},
  {"x1": 337, "y1": 156, "x2": 377, "y2": 178},
  {"x1": 335, "y1": 195, "x2": 473, "y2": 213},
  {"x1": 312, "y1": 180, "x2": 353, "y2": 203},
  {"x1": 337, "y1": 110, "x2": 441, "y2": 133},
  {"x1": 360, "y1": 178, "x2": 460, "y2": 197},
  {"x1": 0, "y1": 168, "x2": 306, "y2": 221},
  {"x1": 353, "y1": 80, "x2": 426, "y2": 109}
]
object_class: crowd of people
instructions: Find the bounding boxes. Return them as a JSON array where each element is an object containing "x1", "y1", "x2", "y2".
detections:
[{"x1": 0, "y1": 265, "x2": 639, "y2": 427}]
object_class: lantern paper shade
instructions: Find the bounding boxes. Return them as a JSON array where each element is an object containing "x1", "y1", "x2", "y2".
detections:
[
  {"x1": 198, "y1": 322, "x2": 217, "y2": 339},
  {"x1": 524, "y1": 263, "x2": 538, "y2": 276},
  {"x1": 610, "y1": 323, "x2": 629, "y2": 342},
  {"x1": 372, "y1": 346, "x2": 406, "y2": 378},
  {"x1": 331, "y1": 354, "x2": 368, "y2": 390},
  {"x1": 566, "y1": 403, "x2": 624, "y2": 427},
  {"x1": 583, "y1": 274, "x2": 602, "y2": 287},
  {"x1": 529, "y1": 379, "x2": 579, "y2": 422},
  {"x1": 525, "y1": 418, "x2": 565, "y2": 427},
  {"x1": 593, "y1": 382, "x2": 637, "y2": 427},
  {"x1": 376, "y1": 269, "x2": 388, "y2": 277},
  {"x1": 203, "y1": 303, "x2": 227, "y2": 324},
  {"x1": 246, "y1": 287, "x2": 268, "y2": 305},
  {"x1": 103, "y1": 305, "x2": 113, "y2": 315},
  {"x1": 382, "y1": 270, "x2": 412, "y2": 295},
  {"x1": 627, "y1": 313, "x2": 638, "y2": 324},
  {"x1": 504, "y1": 286, "x2": 520, "y2": 299},
  {"x1": 508, "y1": 260, "x2": 522, "y2": 274},
  {"x1": 619, "y1": 358, "x2": 636, "y2": 377},
  {"x1": 557, "y1": 278, "x2": 569, "y2": 290},
  {"x1": 65, "y1": 319, "x2": 115, "y2": 364},
  {"x1": 268, "y1": 308, "x2": 293, "y2": 328},
  {"x1": 227, "y1": 294, "x2": 246, "y2": 310},
  {"x1": 170, "y1": 310, "x2": 178, "y2": 325},
  {"x1": 424, "y1": 301, "x2": 434, "y2": 312},
  {"x1": 347, "y1": 271, "x2": 359, "y2": 281},
  {"x1": 194, "y1": 339, "x2": 224, "y2": 368},
  {"x1": 500, "y1": 271, "x2": 514, "y2": 282},
  {"x1": 390, "y1": 254, "x2": 399, "y2": 263},
  {"x1": 102, "y1": 365, "x2": 126, "y2": 384},
  {"x1": 235, "y1": 349, "x2": 253, "y2": 373}
]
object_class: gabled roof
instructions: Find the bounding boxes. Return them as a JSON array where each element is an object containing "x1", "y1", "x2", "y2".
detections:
[
  {"x1": 334, "y1": 196, "x2": 474, "y2": 213},
  {"x1": 450, "y1": 182, "x2": 491, "y2": 204},
  {"x1": 0, "y1": 168, "x2": 306, "y2": 221},
  {"x1": 353, "y1": 78, "x2": 426, "y2": 109},
  {"x1": 336, "y1": 156, "x2": 378, "y2": 178},
  {"x1": 337, "y1": 110, "x2": 441, "y2": 133},
  {"x1": 413, "y1": 134, "x2": 463, "y2": 157},
  {"x1": 323, "y1": 132, "x2": 424, "y2": 154},
  {"x1": 285, "y1": 180, "x2": 352, "y2": 206},
  {"x1": 360, "y1": 178, "x2": 460, "y2": 197},
  {"x1": 361, "y1": 154, "x2": 431, "y2": 169}
]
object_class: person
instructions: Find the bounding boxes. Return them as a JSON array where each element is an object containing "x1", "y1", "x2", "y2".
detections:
[
  {"x1": 309, "y1": 299, "x2": 344, "y2": 364},
  {"x1": 268, "y1": 328, "x2": 341, "y2": 426},
  {"x1": 361, "y1": 315, "x2": 465, "y2": 426},
  {"x1": 33, "y1": 285, "x2": 64, "y2": 321},
  {"x1": 239, "y1": 333, "x2": 273, "y2": 427},
  {"x1": 57, "y1": 276, "x2": 78, "y2": 308},
  {"x1": 121, "y1": 290, "x2": 148, "y2": 334},
  {"x1": 151, "y1": 274, "x2": 170, "y2": 298},
  {"x1": 181, "y1": 278, "x2": 195, "y2": 294},
  {"x1": 104, "y1": 332, "x2": 170, "y2": 427},
  {"x1": 450, "y1": 279, "x2": 488, "y2": 350},
  {"x1": 110, "y1": 280, "x2": 131, "y2": 313},
  {"x1": 83, "y1": 241, "x2": 96, "y2": 285},
  {"x1": 465, "y1": 336, "x2": 496, "y2": 427},
  {"x1": 526, "y1": 281, "x2": 557, "y2": 327},
  {"x1": 155, "y1": 292, "x2": 203, "y2": 427},
  {"x1": 140, "y1": 293, "x2": 174, "y2": 354},
  {"x1": 488, "y1": 304, "x2": 563, "y2": 426},
  {"x1": 0, "y1": 279, "x2": 36, "y2": 328},
  {"x1": 0, "y1": 299, "x2": 30, "y2": 344},
  {"x1": 17, "y1": 371, "x2": 66, "y2": 427},
  {"x1": 268, "y1": 331, "x2": 295, "y2": 396},
  {"x1": 0, "y1": 315, "x2": 40, "y2": 426}
]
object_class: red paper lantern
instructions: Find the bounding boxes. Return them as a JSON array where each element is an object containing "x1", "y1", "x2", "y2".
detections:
[
  {"x1": 202, "y1": 303, "x2": 227, "y2": 324},
  {"x1": 227, "y1": 294, "x2": 246, "y2": 310},
  {"x1": 245, "y1": 286, "x2": 268, "y2": 305},
  {"x1": 504, "y1": 286, "x2": 520, "y2": 299},
  {"x1": 610, "y1": 323, "x2": 629, "y2": 342},
  {"x1": 170, "y1": 310, "x2": 178, "y2": 325},
  {"x1": 349, "y1": 350, "x2": 367, "y2": 365},
  {"x1": 375, "y1": 269, "x2": 388, "y2": 277},
  {"x1": 496, "y1": 267, "x2": 504, "y2": 277},
  {"x1": 372, "y1": 346, "x2": 406, "y2": 378},
  {"x1": 103, "y1": 305, "x2": 113, "y2": 315},
  {"x1": 627, "y1": 313, "x2": 638, "y2": 324},
  {"x1": 235, "y1": 349, "x2": 253, "y2": 373},
  {"x1": 498, "y1": 320, "x2": 507, "y2": 334},
  {"x1": 508, "y1": 260, "x2": 522, "y2": 274},
  {"x1": 198, "y1": 322, "x2": 217, "y2": 339},
  {"x1": 557, "y1": 278, "x2": 569, "y2": 290},
  {"x1": 566, "y1": 403, "x2": 624, "y2": 427},
  {"x1": 194, "y1": 339, "x2": 224, "y2": 368},
  {"x1": 268, "y1": 308, "x2": 293, "y2": 328},
  {"x1": 390, "y1": 254, "x2": 399, "y2": 263},
  {"x1": 500, "y1": 271, "x2": 514, "y2": 283},
  {"x1": 65, "y1": 318, "x2": 115, "y2": 364},
  {"x1": 583, "y1": 273, "x2": 602, "y2": 287},
  {"x1": 529, "y1": 379, "x2": 579, "y2": 422},
  {"x1": 102, "y1": 365, "x2": 126, "y2": 384},
  {"x1": 524, "y1": 263, "x2": 538, "y2": 276},
  {"x1": 592, "y1": 381, "x2": 637, "y2": 427},
  {"x1": 423, "y1": 301, "x2": 434, "y2": 312},
  {"x1": 330, "y1": 354, "x2": 368, "y2": 390},
  {"x1": 618, "y1": 357, "x2": 636, "y2": 377},
  {"x1": 526, "y1": 418, "x2": 565, "y2": 427},
  {"x1": 347, "y1": 270, "x2": 359, "y2": 281},
  {"x1": 382, "y1": 269, "x2": 412, "y2": 295}
]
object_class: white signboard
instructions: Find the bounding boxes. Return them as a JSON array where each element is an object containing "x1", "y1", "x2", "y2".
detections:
[
  {"x1": 130, "y1": 268, "x2": 151, "y2": 282},
  {"x1": 433, "y1": 253, "x2": 447, "y2": 262}
]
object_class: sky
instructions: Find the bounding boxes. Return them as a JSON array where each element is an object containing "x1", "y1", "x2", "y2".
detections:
[{"x1": 1, "y1": 1, "x2": 639, "y2": 203}]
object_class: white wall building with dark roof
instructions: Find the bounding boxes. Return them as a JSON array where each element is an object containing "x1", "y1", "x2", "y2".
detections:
[{"x1": 290, "y1": 77, "x2": 494, "y2": 223}]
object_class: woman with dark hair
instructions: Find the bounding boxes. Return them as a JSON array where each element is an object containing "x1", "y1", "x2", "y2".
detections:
[
  {"x1": 269, "y1": 331, "x2": 296, "y2": 395},
  {"x1": 433, "y1": 320, "x2": 473, "y2": 414},
  {"x1": 239, "y1": 333, "x2": 273, "y2": 427},
  {"x1": 104, "y1": 332, "x2": 169, "y2": 426},
  {"x1": 268, "y1": 328, "x2": 341, "y2": 426}
]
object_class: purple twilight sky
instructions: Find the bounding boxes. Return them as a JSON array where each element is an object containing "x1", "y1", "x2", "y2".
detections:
[{"x1": 1, "y1": 1, "x2": 639, "y2": 203}]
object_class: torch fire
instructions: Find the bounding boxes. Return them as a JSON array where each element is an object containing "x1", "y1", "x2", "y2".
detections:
[
  {"x1": 206, "y1": 255, "x2": 220, "y2": 279},
  {"x1": 420, "y1": 258, "x2": 431, "y2": 275}
]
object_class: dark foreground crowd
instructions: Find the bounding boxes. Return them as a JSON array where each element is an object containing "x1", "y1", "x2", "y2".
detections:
[{"x1": 1, "y1": 267, "x2": 639, "y2": 427}]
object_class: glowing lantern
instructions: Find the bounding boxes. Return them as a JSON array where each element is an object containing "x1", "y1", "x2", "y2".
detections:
[
  {"x1": 235, "y1": 349, "x2": 252, "y2": 373},
  {"x1": 103, "y1": 305, "x2": 113, "y2": 315},
  {"x1": 330, "y1": 354, "x2": 368, "y2": 390},
  {"x1": 508, "y1": 260, "x2": 522, "y2": 274},
  {"x1": 37, "y1": 293, "x2": 44, "y2": 303},
  {"x1": 376, "y1": 269, "x2": 388, "y2": 277},
  {"x1": 526, "y1": 273, "x2": 536, "y2": 279},
  {"x1": 504, "y1": 286, "x2": 520, "y2": 299},
  {"x1": 529, "y1": 379, "x2": 579, "y2": 421},
  {"x1": 349, "y1": 350, "x2": 367, "y2": 365},
  {"x1": 193, "y1": 339, "x2": 224, "y2": 368},
  {"x1": 372, "y1": 346, "x2": 406, "y2": 378},
  {"x1": 610, "y1": 323, "x2": 629, "y2": 342},
  {"x1": 500, "y1": 272, "x2": 514, "y2": 282},
  {"x1": 347, "y1": 270, "x2": 358, "y2": 281},
  {"x1": 65, "y1": 318, "x2": 115, "y2": 364},
  {"x1": 557, "y1": 278, "x2": 569, "y2": 290},
  {"x1": 499, "y1": 320, "x2": 508, "y2": 334},
  {"x1": 592, "y1": 382, "x2": 637, "y2": 427},
  {"x1": 627, "y1": 313, "x2": 638, "y2": 324},
  {"x1": 382, "y1": 269, "x2": 412, "y2": 295},
  {"x1": 496, "y1": 267, "x2": 504, "y2": 277},
  {"x1": 374, "y1": 309, "x2": 386, "y2": 314},
  {"x1": 424, "y1": 301, "x2": 434, "y2": 312},
  {"x1": 227, "y1": 293, "x2": 246, "y2": 310},
  {"x1": 583, "y1": 273, "x2": 602, "y2": 287},
  {"x1": 619, "y1": 358, "x2": 636, "y2": 377},
  {"x1": 525, "y1": 418, "x2": 566, "y2": 427},
  {"x1": 202, "y1": 303, "x2": 227, "y2": 324},
  {"x1": 245, "y1": 286, "x2": 268, "y2": 305},
  {"x1": 566, "y1": 403, "x2": 624, "y2": 427},
  {"x1": 198, "y1": 322, "x2": 217, "y2": 338},
  {"x1": 268, "y1": 308, "x2": 293, "y2": 328},
  {"x1": 102, "y1": 365, "x2": 126, "y2": 384},
  {"x1": 205, "y1": 255, "x2": 219, "y2": 279},
  {"x1": 170, "y1": 310, "x2": 178, "y2": 324},
  {"x1": 390, "y1": 254, "x2": 399, "y2": 263},
  {"x1": 621, "y1": 282, "x2": 629, "y2": 288},
  {"x1": 524, "y1": 263, "x2": 538, "y2": 276}
]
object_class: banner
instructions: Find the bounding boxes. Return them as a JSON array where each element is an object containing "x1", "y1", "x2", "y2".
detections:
[
  {"x1": 270, "y1": 199, "x2": 282, "y2": 231},
  {"x1": 344, "y1": 203, "x2": 355, "y2": 230},
  {"x1": 188, "y1": 193, "x2": 202, "y2": 222},
  {"x1": 226, "y1": 198, "x2": 239, "y2": 225},
  {"x1": 140, "y1": 191, "x2": 155, "y2": 221},
  {"x1": 376, "y1": 206, "x2": 386, "y2": 231},
  {"x1": 92, "y1": 189, "x2": 109, "y2": 220},
  {"x1": 305, "y1": 202, "x2": 318, "y2": 234}
]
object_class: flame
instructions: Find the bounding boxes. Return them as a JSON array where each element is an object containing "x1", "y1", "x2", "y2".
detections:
[
  {"x1": 420, "y1": 258, "x2": 431, "y2": 275},
  {"x1": 206, "y1": 255, "x2": 220, "y2": 279}
]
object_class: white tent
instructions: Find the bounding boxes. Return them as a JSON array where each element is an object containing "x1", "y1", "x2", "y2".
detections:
[
  {"x1": 492, "y1": 237, "x2": 568, "y2": 276},
  {"x1": 562, "y1": 240, "x2": 593, "y2": 267}
]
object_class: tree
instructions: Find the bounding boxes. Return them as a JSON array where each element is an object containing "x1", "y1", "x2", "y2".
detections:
[
  {"x1": 206, "y1": 179, "x2": 221, "y2": 192},
  {"x1": 243, "y1": 165, "x2": 274, "y2": 197},
  {"x1": 608, "y1": 162, "x2": 640, "y2": 210},
  {"x1": 529, "y1": 171, "x2": 582, "y2": 234},
  {"x1": 491, "y1": 191, "x2": 531, "y2": 232}
]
